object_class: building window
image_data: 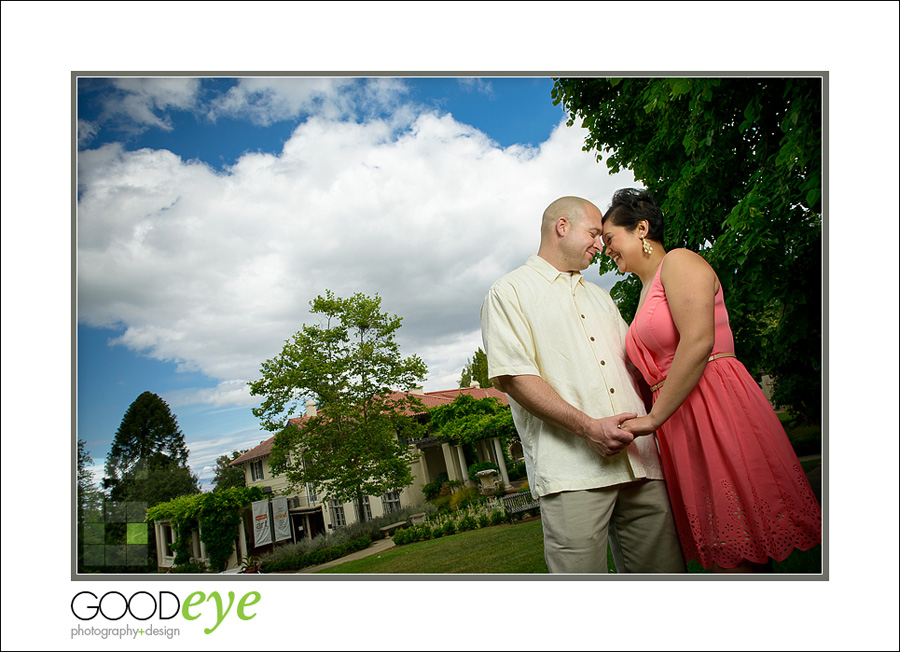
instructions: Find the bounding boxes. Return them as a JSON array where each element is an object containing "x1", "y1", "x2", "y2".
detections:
[
  {"x1": 381, "y1": 490, "x2": 402, "y2": 515},
  {"x1": 250, "y1": 460, "x2": 264, "y2": 481},
  {"x1": 354, "y1": 495, "x2": 372, "y2": 522},
  {"x1": 328, "y1": 499, "x2": 346, "y2": 528},
  {"x1": 306, "y1": 483, "x2": 317, "y2": 504}
]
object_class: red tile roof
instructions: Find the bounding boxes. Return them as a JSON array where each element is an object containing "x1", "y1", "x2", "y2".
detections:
[
  {"x1": 230, "y1": 386, "x2": 508, "y2": 466},
  {"x1": 230, "y1": 435, "x2": 276, "y2": 465}
]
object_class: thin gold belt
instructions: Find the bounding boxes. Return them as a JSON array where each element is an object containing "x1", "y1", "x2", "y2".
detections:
[{"x1": 650, "y1": 353, "x2": 736, "y2": 392}]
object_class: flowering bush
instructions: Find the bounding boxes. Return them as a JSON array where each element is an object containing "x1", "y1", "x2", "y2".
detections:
[{"x1": 391, "y1": 495, "x2": 508, "y2": 546}]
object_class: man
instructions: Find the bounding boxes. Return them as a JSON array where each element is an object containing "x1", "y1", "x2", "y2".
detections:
[{"x1": 480, "y1": 196, "x2": 684, "y2": 573}]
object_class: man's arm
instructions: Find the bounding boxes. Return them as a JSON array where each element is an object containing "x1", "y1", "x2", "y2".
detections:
[{"x1": 493, "y1": 374, "x2": 639, "y2": 457}]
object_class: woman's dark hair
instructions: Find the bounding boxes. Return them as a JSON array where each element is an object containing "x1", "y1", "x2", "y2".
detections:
[{"x1": 603, "y1": 188, "x2": 665, "y2": 243}]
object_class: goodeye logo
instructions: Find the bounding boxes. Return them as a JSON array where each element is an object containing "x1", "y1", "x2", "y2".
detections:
[{"x1": 70, "y1": 590, "x2": 261, "y2": 638}]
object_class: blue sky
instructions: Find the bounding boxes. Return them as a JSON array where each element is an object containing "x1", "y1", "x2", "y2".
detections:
[{"x1": 75, "y1": 75, "x2": 638, "y2": 489}]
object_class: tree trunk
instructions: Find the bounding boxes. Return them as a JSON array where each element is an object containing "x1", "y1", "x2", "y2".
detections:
[{"x1": 355, "y1": 489, "x2": 367, "y2": 523}]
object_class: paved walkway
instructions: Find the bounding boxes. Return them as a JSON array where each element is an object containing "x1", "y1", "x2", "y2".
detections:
[{"x1": 294, "y1": 536, "x2": 397, "y2": 573}]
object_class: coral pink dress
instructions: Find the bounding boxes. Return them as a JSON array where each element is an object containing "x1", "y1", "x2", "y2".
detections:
[{"x1": 625, "y1": 252, "x2": 821, "y2": 569}]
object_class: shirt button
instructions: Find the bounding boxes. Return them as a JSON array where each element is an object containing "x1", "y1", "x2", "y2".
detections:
[
  {"x1": 590, "y1": 337, "x2": 595, "y2": 341},
  {"x1": 600, "y1": 360, "x2": 606, "y2": 365},
  {"x1": 581, "y1": 314, "x2": 585, "y2": 319},
  {"x1": 610, "y1": 388, "x2": 615, "y2": 394}
]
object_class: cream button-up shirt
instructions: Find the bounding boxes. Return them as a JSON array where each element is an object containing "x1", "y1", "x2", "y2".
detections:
[{"x1": 481, "y1": 255, "x2": 665, "y2": 498}]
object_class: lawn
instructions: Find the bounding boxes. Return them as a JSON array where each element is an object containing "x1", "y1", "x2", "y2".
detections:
[
  {"x1": 318, "y1": 518, "x2": 550, "y2": 574},
  {"x1": 317, "y1": 516, "x2": 821, "y2": 574}
]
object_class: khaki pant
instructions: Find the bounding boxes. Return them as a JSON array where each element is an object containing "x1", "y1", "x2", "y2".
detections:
[{"x1": 539, "y1": 479, "x2": 685, "y2": 573}]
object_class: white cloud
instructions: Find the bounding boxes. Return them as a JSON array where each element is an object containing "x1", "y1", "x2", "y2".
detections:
[
  {"x1": 458, "y1": 77, "x2": 495, "y2": 97},
  {"x1": 77, "y1": 94, "x2": 636, "y2": 411},
  {"x1": 205, "y1": 77, "x2": 402, "y2": 126},
  {"x1": 79, "y1": 78, "x2": 203, "y2": 144}
]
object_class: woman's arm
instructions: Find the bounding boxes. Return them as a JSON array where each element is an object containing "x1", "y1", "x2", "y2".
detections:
[
  {"x1": 620, "y1": 249, "x2": 718, "y2": 435},
  {"x1": 493, "y1": 374, "x2": 638, "y2": 457}
]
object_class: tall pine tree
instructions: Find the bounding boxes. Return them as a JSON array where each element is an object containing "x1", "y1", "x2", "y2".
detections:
[{"x1": 102, "y1": 392, "x2": 198, "y2": 571}]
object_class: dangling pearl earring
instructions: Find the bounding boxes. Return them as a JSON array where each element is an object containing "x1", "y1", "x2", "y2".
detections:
[{"x1": 641, "y1": 236, "x2": 653, "y2": 255}]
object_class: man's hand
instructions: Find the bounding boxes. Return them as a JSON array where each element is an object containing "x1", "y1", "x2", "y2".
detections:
[
  {"x1": 583, "y1": 412, "x2": 638, "y2": 457},
  {"x1": 618, "y1": 415, "x2": 659, "y2": 437}
]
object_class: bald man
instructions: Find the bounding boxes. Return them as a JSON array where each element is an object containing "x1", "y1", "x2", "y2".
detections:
[{"x1": 481, "y1": 196, "x2": 684, "y2": 573}]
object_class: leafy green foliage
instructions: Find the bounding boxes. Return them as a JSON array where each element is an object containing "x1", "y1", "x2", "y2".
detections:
[
  {"x1": 552, "y1": 77, "x2": 822, "y2": 422},
  {"x1": 147, "y1": 486, "x2": 266, "y2": 573},
  {"x1": 458, "y1": 347, "x2": 492, "y2": 388},
  {"x1": 427, "y1": 393, "x2": 517, "y2": 446},
  {"x1": 249, "y1": 291, "x2": 428, "y2": 520},
  {"x1": 212, "y1": 450, "x2": 247, "y2": 490}
]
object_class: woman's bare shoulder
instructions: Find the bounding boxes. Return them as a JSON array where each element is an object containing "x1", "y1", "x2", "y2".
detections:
[{"x1": 660, "y1": 248, "x2": 718, "y2": 288}]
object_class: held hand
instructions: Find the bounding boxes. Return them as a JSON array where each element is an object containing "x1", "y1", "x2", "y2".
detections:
[
  {"x1": 584, "y1": 412, "x2": 638, "y2": 457},
  {"x1": 618, "y1": 415, "x2": 658, "y2": 437}
]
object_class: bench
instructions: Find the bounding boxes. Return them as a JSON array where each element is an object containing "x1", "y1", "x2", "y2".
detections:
[
  {"x1": 502, "y1": 492, "x2": 540, "y2": 522},
  {"x1": 379, "y1": 521, "x2": 408, "y2": 537}
]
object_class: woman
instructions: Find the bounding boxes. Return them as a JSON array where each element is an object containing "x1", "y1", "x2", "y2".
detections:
[{"x1": 602, "y1": 188, "x2": 821, "y2": 572}]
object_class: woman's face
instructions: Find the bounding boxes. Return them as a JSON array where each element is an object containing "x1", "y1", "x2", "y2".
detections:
[{"x1": 601, "y1": 219, "x2": 645, "y2": 273}]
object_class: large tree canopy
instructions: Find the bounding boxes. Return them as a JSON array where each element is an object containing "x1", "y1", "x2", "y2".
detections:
[
  {"x1": 103, "y1": 391, "x2": 198, "y2": 503},
  {"x1": 552, "y1": 77, "x2": 822, "y2": 422},
  {"x1": 100, "y1": 391, "x2": 199, "y2": 571},
  {"x1": 249, "y1": 291, "x2": 428, "y2": 521}
]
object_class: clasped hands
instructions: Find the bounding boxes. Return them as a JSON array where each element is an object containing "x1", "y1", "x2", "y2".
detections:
[{"x1": 584, "y1": 413, "x2": 658, "y2": 457}]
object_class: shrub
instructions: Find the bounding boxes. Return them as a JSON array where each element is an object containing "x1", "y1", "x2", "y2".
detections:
[
  {"x1": 440, "y1": 520, "x2": 457, "y2": 537},
  {"x1": 169, "y1": 560, "x2": 209, "y2": 573},
  {"x1": 507, "y1": 460, "x2": 527, "y2": 481},
  {"x1": 449, "y1": 486, "x2": 481, "y2": 511},
  {"x1": 259, "y1": 535, "x2": 372, "y2": 573},
  {"x1": 458, "y1": 514, "x2": 478, "y2": 532},
  {"x1": 430, "y1": 494, "x2": 453, "y2": 512},
  {"x1": 422, "y1": 472, "x2": 449, "y2": 500},
  {"x1": 392, "y1": 525, "x2": 435, "y2": 546}
]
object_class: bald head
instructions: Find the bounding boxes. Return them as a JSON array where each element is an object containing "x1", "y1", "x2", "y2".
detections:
[
  {"x1": 541, "y1": 196, "x2": 597, "y2": 237},
  {"x1": 537, "y1": 196, "x2": 605, "y2": 272}
]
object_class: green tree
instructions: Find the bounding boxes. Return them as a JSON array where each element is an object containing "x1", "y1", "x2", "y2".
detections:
[
  {"x1": 249, "y1": 290, "x2": 428, "y2": 523},
  {"x1": 77, "y1": 438, "x2": 102, "y2": 572},
  {"x1": 552, "y1": 77, "x2": 821, "y2": 422},
  {"x1": 212, "y1": 450, "x2": 247, "y2": 490},
  {"x1": 104, "y1": 391, "x2": 194, "y2": 499},
  {"x1": 458, "y1": 347, "x2": 492, "y2": 389},
  {"x1": 102, "y1": 392, "x2": 199, "y2": 570}
]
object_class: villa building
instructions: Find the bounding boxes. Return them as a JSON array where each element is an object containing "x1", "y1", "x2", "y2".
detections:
[{"x1": 227, "y1": 385, "x2": 512, "y2": 544}]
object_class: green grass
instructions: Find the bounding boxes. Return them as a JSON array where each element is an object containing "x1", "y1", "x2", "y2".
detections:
[
  {"x1": 318, "y1": 516, "x2": 821, "y2": 574},
  {"x1": 318, "y1": 518, "x2": 549, "y2": 573}
]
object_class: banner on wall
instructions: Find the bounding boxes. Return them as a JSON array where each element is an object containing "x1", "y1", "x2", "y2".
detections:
[
  {"x1": 251, "y1": 499, "x2": 272, "y2": 547},
  {"x1": 272, "y1": 495, "x2": 291, "y2": 542}
]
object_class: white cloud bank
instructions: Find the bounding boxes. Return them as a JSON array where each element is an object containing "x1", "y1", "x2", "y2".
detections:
[{"x1": 78, "y1": 80, "x2": 636, "y2": 411}]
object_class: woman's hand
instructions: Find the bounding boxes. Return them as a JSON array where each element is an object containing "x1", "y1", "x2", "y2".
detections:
[{"x1": 618, "y1": 415, "x2": 659, "y2": 436}]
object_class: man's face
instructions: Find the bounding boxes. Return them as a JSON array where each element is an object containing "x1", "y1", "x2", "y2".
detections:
[{"x1": 561, "y1": 205, "x2": 604, "y2": 271}]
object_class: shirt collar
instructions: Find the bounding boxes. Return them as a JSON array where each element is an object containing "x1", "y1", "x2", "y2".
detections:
[{"x1": 526, "y1": 254, "x2": 585, "y2": 287}]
